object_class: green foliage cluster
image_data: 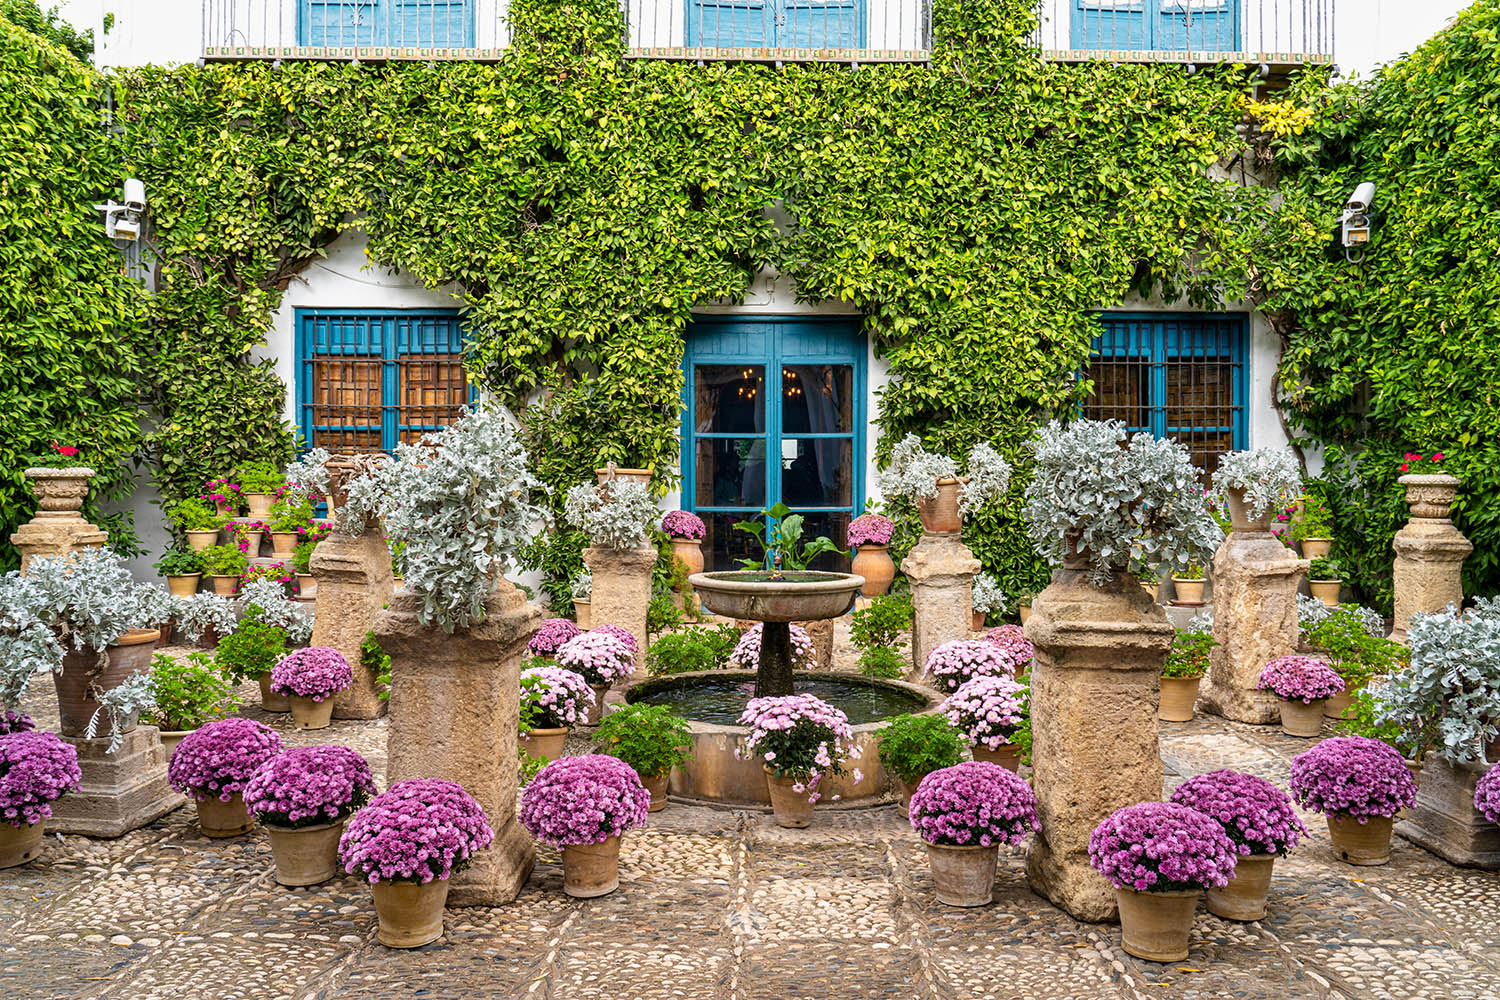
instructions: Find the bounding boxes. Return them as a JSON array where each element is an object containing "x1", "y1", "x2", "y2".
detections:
[
  {"x1": 593, "y1": 702, "x2": 693, "y2": 779},
  {"x1": 851, "y1": 594, "x2": 914, "y2": 652},
  {"x1": 153, "y1": 548, "x2": 204, "y2": 577},
  {"x1": 200, "y1": 544, "x2": 248, "y2": 577},
  {"x1": 857, "y1": 647, "x2": 906, "y2": 679},
  {"x1": 646, "y1": 591, "x2": 685, "y2": 636},
  {"x1": 143, "y1": 651, "x2": 238, "y2": 731},
  {"x1": 646, "y1": 625, "x2": 738, "y2": 675},
  {"x1": 877, "y1": 713, "x2": 965, "y2": 784},
  {"x1": 1161, "y1": 629, "x2": 1215, "y2": 679},
  {"x1": 363, "y1": 631, "x2": 392, "y2": 700},
  {"x1": 1304, "y1": 606, "x2": 1404, "y2": 683},
  {"x1": 214, "y1": 618, "x2": 287, "y2": 684}
]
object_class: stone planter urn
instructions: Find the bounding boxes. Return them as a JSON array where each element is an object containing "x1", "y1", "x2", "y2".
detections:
[
  {"x1": 1395, "y1": 757, "x2": 1500, "y2": 869},
  {"x1": 1390, "y1": 473, "x2": 1472, "y2": 640},
  {"x1": 11, "y1": 467, "x2": 108, "y2": 572}
]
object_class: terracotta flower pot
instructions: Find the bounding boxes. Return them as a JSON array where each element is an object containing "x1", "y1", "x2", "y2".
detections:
[
  {"x1": 671, "y1": 537, "x2": 705, "y2": 578},
  {"x1": 574, "y1": 599, "x2": 593, "y2": 630},
  {"x1": 1140, "y1": 581, "x2": 1159, "y2": 603},
  {"x1": 1018, "y1": 601, "x2": 1032, "y2": 626},
  {"x1": 240, "y1": 530, "x2": 265, "y2": 557},
  {"x1": 642, "y1": 772, "x2": 669, "y2": 813},
  {"x1": 186, "y1": 530, "x2": 219, "y2": 552},
  {"x1": 258, "y1": 674, "x2": 290, "y2": 713},
  {"x1": 296, "y1": 573, "x2": 316, "y2": 594},
  {"x1": 154, "y1": 622, "x2": 175, "y2": 648},
  {"x1": 1115, "y1": 887, "x2": 1200, "y2": 962},
  {"x1": 1171, "y1": 578, "x2": 1206, "y2": 604},
  {"x1": 1309, "y1": 580, "x2": 1341, "y2": 607},
  {"x1": 1327, "y1": 813, "x2": 1393, "y2": 866},
  {"x1": 0, "y1": 821, "x2": 46, "y2": 869},
  {"x1": 210, "y1": 575, "x2": 239, "y2": 597},
  {"x1": 288, "y1": 695, "x2": 335, "y2": 730},
  {"x1": 196, "y1": 792, "x2": 255, "y2": 838},
  {"x1": 764, "y1": 768, "x2": 815, "y2": 828},
  {"x1": 371, "y1": 877, "x2": 450, "y2": 948},
  {"x1": 925, "y1": 842, "x2": 998, "y2": 907},
  {"x1": 916, "y1": 478, "x2": 964, "y2": 534},
  {"x1": 562, "y1": 835, "x2": 622, "y2": 898},
  {"x1": 893, "y1": 775, "x2": 924, "y2": 818},
  {"x1": 521, "y1": 727, "x2": 569, "y2": 767},
  {"x1": 1323, "y1": 676, "x2": 1365, "y2": 719},
  {"x1": 52, "y1": 629, "x2": 159, "y2": 737},
  {"x1": 158, "y1": 729, "x2": 193, "y2": 759},
  {"x1": 970, "y1": 610, "x2": 987, "y2": 632},
  {"x1": 166, "y1": 574, "x2": 201, "y2": 598},
  {"x1": 1158, "y1": 676, "x2": 1201, "y2": 723},
  {"x1": 1301, "y1": 538, "x2": 1333, "y2": 559},
  {"x1": 270, "y1": 532, "x2": 299, "y2": 560},
  {"x1": 1279, "y1": 699, "x2": 1326, "y2": 738},
  {"x1": 851, "y1": 545, "x2": 895, "y2": 597},
  {"x1": 1206, "y1": 853, "x2": 1276, "y2": 921},
  {"x1": 264, "y1": 819, "x2": 347, "y2": 886},
  {"x1": 1225, "y1": 486, "x2": 1273, "y2": 533},
  {"x1": 581, "y1": 685, "x2": 610, "y2": 727},
  {"x1": 245, "y1": 493, "x2": 274, "y2": 519},
  {"x1": 970, "y1": 743, "x2": 1021, "y2": 773}
]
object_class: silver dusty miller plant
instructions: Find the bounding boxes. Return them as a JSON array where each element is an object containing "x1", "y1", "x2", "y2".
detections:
[
  {"x1": 877, "y1": 435, "x2": 1012, "y2": 515},
  {"x1": 239, "y1": 579, "x2": 314, "y2": 646},
  {"x1": 1375, "y1": 602, "x2": 1500, "y2": 764},
  {"x1": 1024, "y1": 419, "x2": 1221, "y2": 586},
  {"x1": 570, "y1": 570, "x2": 593, "y2": 601},
  {"x1": 1210, "y1": 448, "x2": 1302, "y2": 521},
  {"x1": 564, "y1": 481, "x2": 658, "y2": 551},
  {"x1": 83, "y1": 673, "x2": 155, "y2": 754},
  {"x1": 171, "y1": 593, "x2": 238, "y2": 645},
  {"x1": 284, "y1": 447, "x2": 332, "y2": 505},
  {"x1": 21, "y1": 549, "x2": 149, "y2": 652},
  {"x1": 335, "y1": 455, "x2": 393, "y2": 536},
  {"x1": 970, "y1": 573, "x2": 1010, "y2": 616},
  {"x1": 0, "y1": 574, "x2": 64, "y2": 706}
]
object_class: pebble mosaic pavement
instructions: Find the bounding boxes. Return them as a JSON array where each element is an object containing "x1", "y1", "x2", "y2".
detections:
[{"x1": 6, "y1": 628, "x2": 1498, "y2": 1000}]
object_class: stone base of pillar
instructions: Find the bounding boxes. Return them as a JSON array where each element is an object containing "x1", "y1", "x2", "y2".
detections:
[
  {"x1": 381, "y1": 585, "x2": 542, "y2": 905},
  {"x1": 584, "y1": 544, "x2": 656, "y2": 681},
  {"x1": 11, "y1": 516, "x2": 108, "y2": 574},
  {"x1": 1024, "y1": 571, "x2": 1173, "y2": 923},
  {"x1": 901, "y1": 532, "x2": 980, "y2": 681},
  {"x1": 46, "y1": 727, "x2": 183, "y2": 838},
  {"x1": 1391, "y1": 529, "x2": 1472, "y2": 641},
  {"x1": 1395, "y1": 758, "x2": 1500, "y2": 870},
  {"x1": 1199, "y1": 533, "x2": 1305, "y2": 726},
  {"x1": 312, "y1": 530, "x2": 396, "y2": 720}
]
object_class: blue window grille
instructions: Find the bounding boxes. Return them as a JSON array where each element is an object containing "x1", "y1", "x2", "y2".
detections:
[
  {"x1": 299, "y1": 0, "x2": 475, "y2": 48},
  {"x1": 1072, "y1": 0, "x2": 1239, "y2": 52},
  {"x1": 681, "y1": 316, "x2": 865, "y2": 572},
  {"x1": 295, "y1": 309, "x2": 475, "y2": 454},
  {"x1": 687, "y1": 0, "x2": 862, "y2": 48},
  {"x1": 1081, "y1": 312, "x2": 1247, "y2": 470}
]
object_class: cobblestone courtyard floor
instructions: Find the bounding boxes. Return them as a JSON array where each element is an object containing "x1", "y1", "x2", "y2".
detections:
[{"x1": 6, "y1": 663, "x2": 1498, "y2": 1000}]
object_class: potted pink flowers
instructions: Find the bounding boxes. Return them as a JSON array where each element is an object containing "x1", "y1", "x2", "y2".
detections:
[
  {"x1": 941, "y1": 674, "x2": 1027, "y2": 771},
  {"x1": 526, "y1": 618, "x2": 582, "y2": 660},
  {"x1": 269, "y1": 646, "x2": 354, "y2": 731},
  {"x1": 727, "y1": 623, "x2": 817, "y2": 671},
  {"x1": 737, "y1": 693, "x2": 861, "y2": 828},
  {"x1": 520, "y1": 754, "x2": 650, "y2": 898},
  {"x1": 556, "y1": 630, "x2": 636, "y2": 725},
  {"x1": 1476, "y1": 765, "x2": 1500, "y2": 825},
  {"x1": 245, "y1": 745, "x2": 376, "y2": 886},
  {"x1": 0, "y1": 731, "x2": 81, "y2": 868},
  {"x1": 519, "y1": 665, "x2": 595, "y2": 765},
  {"x1": 167, "y1": 718, "x2": 283, "y2": 837},
  {"x1": 908, "y1": 761, "x2": 1039, "y2": 907},
  {"x1": 1257, "y1": 655, "x2": 1344, "y2": 737},
  {"x1": 661, "y1": 510, "x2": 707, "y2": 577},
  {"x1": 339, "y1": 778, "x2": 494, "y2": 948},
  {"x1": 983, "y1": 625, "x2": 1033, "y2": 672},
  {"x1": 1290, "y1": 736, "x2": 1417, "y2": 865},
  {"x1": 847, "y1": 513, "x2": 896, "y2": 596},
  {"x1": 1169, "y1": 769, "x2": 1306, "y2": 920},
  {"x1": 1088, "y1": 801, "x2": 1237, "y2": 962},
  {"x1": 924, "y1": 640, "x2": 1015, "y2": 694}
]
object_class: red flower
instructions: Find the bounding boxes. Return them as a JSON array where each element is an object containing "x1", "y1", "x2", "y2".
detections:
[
  {"x1": 1432, "y1": 452, "x2": 1445, "y2": 462},
  {"x1": 1404, "y1": 452, "x2": 1418, "y2": 461},
  {"x1": 51, "y1": 442, "x2": 79, "y2": 457},
  {"x1": 1399, "y1": 463, "x2": 1409, "y2": 473}
]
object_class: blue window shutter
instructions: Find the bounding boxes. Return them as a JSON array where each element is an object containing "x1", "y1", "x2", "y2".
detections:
[
  {"x1": 1073, "y1": 0, "x2": 1238, "y2": 51},
  {"x1": 689, "y1": 0, "x2": 772, "y2": 46},
  {"x1": 300, "y1": 0, "x2": 474, "y2": 48},
  {"x1": 781, "y1": 0, "x2": 860, "y2": 48},
  {"x1": 1073, "y1": 0, "x2": 1149, "y2": 50}
]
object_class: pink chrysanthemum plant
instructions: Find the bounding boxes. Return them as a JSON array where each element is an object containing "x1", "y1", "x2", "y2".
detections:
[
  {"x1": 983, "y1": 625, "x2": 1034, "y2": 672},
  {"x1": 908, "y1": 761, "x2": 1039, "y2": 847},
  {"x1": 728, "y1": 623, "x2": 817, "y2": 671},
  {"x1": 1088, "y1": 801, "x2": 1238, "y2": 893},
  {"x1": 168, "y1": 718, "x2": 283, "y2": 802},
  {"x1": 270, "y1": 646, "x2": 354, "y2": 702},
  {"x1": 940, "y1": 674, "x2": 1027, "y2": 752},
  {"x1": 1289, "y1": 736, "x2": 1417, "y2": 822},
  {"x1": 520, "y1": 754, "x2": 650, "y2": 846},
  {"x1": 924, "y1": 640, "x2": 1015, "y2": 694},
  {"x1": 660, "y1": 510, "x2": 707, "y2": 541},
  {"x1": 846, "y1": 513, "x2": 895, "y2": 549},
  {"x1": 339, "y1": 778, "x2": 494, "y2": 884},
  {"x1": 736, "y1": 694, "x2": 862, "y2": 804},
  {"x1": 588, "y1": 623, "x2": 640, "y2": 657},
  {"x1": 556, "y1": 631, "x2": 636, "y2": 687},
  {"x1": 1169, "y1": 769, "x2": 1306, "y2": 858},
  {"x1": 520, "y1": 665, "x2": 595, "y2": 729},
  {"x1": 1257, "y1": 655, "x2": 1344, "y2": 704},
  {"x1": 244, "y1": 745, "x2": 376, "y2": 830},
  {"x1": 1475, "y1": 764, "x2": 1500, "y2": 825},
  {"x1": 527, "y1": 618, "x2": 582, "y2": 658},
  {"x1": 0, "y1": 731, "x2": 81, "y2": 827}
]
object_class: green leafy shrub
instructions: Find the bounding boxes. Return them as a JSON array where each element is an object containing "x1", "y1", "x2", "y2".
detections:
[
  {"x1": 291, "y1": 538, "x2": 317, "y2": 576},
  {"x1": 200, "y1": 544, "x2": 248, "y2": 577},
  {"x1": 1335, "y1": 687, "x2": 1409, "y2": 754},
  {"x1": 1308, "y1": 557, "x2": 1344, "y2": 581},
  {"x1": 647, "y1": 632, "x2": 719, "y2": 675},
  {"x1": 1162, "y1": 630, "x2": 1216, "y2": 679},
  {"x1": 593, "y1": 702, "x2": 693, "y2": 779},
  {"x1": 363, "y1": 631, "x2": 392, "y2": 701},
  {"x1": 1305, "y1": 606, "x2": 1404, "y2": 684},
  {"x1": 877, "y1": 713, "x2": 965, "y2": 784},
  {"x1": 235, "y1": 460, "x2": 285, "y2": 493},
  {"x1": 1291, "y1": 493, "x2": 1333, "y2": 542},
  {"x1": 851, "y1": 594, "x2": 913, "y2": 652},
  {"x1": 214, "y1": 619, "x2": 287, "y2": 685},
  {"x1": 647, "y1": 590, "x2": 685, "y2": 636},
  {"x1": 268, "y1": 494, "x2": 314, "y2": 533},
  {"x1": 153, "y1": 548, "x2": 204, "y2": 577},
  {"x1": 143, "y1": 652, "x2": 238, "y2": 731},
  {"x1": 857, "y1": 647, "x2": 906, "y2": 679},
  {"x1": 168, "y1": 498, "x2": 223, "y2": 533}
]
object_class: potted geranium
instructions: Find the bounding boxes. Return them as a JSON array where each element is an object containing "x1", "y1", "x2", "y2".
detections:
[
  {"x1": 983, "y1": 624, "x2": 1033, "y2": 672},
  {"x1": 1169, "y1": 564, "x2": 1206, "y2": 605},
  {"x1": 941, "y1": 673, "x2": 1027, "y2": 770},
  {"x1": 1210, "y1": 448, "x2": 1302, "y2": 534},
  {"x1": 1088, "y1": 801, "x2": 1237, "y2": 962},
  {"x1": 214, "y1": 616, "x2": 289, "y2": 712},
  {"x1": 201, "y1": 476, "x2": 245, "y2": 519},
  {"x1": 1258, "y1": 655, "x2": 1343, "y2": 737},
  {"x1": 269, "y1": 646, "x2": 353, "y2": 730},
  {"x1": 241, "y1": 562, "x2": 294, "y2": 595},
  {"x1": 555, "y1": 630, "x2": 635, "y2": 725},
  {"x1": 520, "y1": 754, "x2": 650, "y2": 898},
  {"x1": 518, "y1": 665, "x2": 594, "y2": 765},
  {"x1": 200, "y1": 544, "x2": 248, "y2": 596},
  {"x1": 169, "y1": 497, "x2": 225, "y2": 552},
  {"x1": 0, "y1": 730, "x2": 81, "y2": 868},
  {"x1": 339, "y1": 778, "x2": 494, "y2": 948},
  {"x1": 727, "y1": 622, "x2": 817, "y2": 671},
  {"x1": 593, "y1": 703, "x2": 692, "y2": 811},
  {"x1": 847, "y1": 512, "x2": 897, "y2": 596},
  {"x1": 1307, "y1": 557, "x2": 1344, "y2": 607},
  {"x1": 909, "y1": 761, "x2": 1039, "y2": 907},
  {"x1": 738, "y1": 693, "x2": 861, "y2": 828},
  {"x1": 527, "y1": 618, "x2": 581, "y2": 660},
  {"x1": 267, "y1": 492, "x2": 314, "y2": 561},
  {"x1": 1290, "y1": 736, "x2": 1417, "y2": 865},
  {"x1": 142, "y1": 651, "x2": 239, "y2": 756},
  {"x1": 661, "y1": 510, "x2": 707, "y2": 577},
  {"x1": 167, "y1": 717, "x2": 283, "y2": 837},
  {"x1": 235, "y1": 460, "x2": 285, "y2": 520},
  {"x1": 878, "y1": 434, "x2": 1012, "y2": 533},
  {"x1": 1159, "y1": 627, "x2": 1216, "y2": 723},
  {"x1": 924, "y1": 640, "x2": 1015, "y2": 694},
  {"x1": 878, "y1": 713, "x2": 965, "y2": 816},
  {"x1": 245, "y1": 745, "x2": 376, "y2": 886},
  {"x1": 1169, "y1": 770, "x2": 1306, "y2": 920},
  {"x1": 154, "y1": 548, "x2": 204, "y2": 598},
  {"x1": 1292, "y1": 493, "x2": 1334, "y2": 559},
  {"x1": 1304, "y1": 605, "x2": 1403, "y2": 719},
  {"x1": 225, "y1": 519, "x2": 269, "y2": 560},
  {"x1": 970, "y1": 573, "x2": 1008, "y2": 632}
]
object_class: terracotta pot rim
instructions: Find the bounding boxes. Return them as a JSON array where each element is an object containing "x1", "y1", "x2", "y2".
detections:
[
  {"x1": 1169, "y1": 576, "x2": 1206, "y2": 583},
  {"x1": 594, "y1": 467, "x2": 652, "y2": 476},
  {"x1": 922, "y1": 841, "x2": 998, "y2": 853},
  {"x1": 114, "y1": 628, "x2": 161, "y2": 648},
  {"x1": 525, "y1": 726, "x2": 569, "y2": 737},
  {"x1": 261, "y1": 818, "x2": 345, "y2": 834},
  {"x1": 165, "y1": 573, "x2": 202, "y2": 581},
  {"x1": 1308, "y1": 578, "x2": 1342, "y2": 584},
  {"x1": 1118, "y1": 886, "x2": 1202, "y2": 898},
  {"x1": 668, "y1": 536, "x2": 703, "y2": 544}
]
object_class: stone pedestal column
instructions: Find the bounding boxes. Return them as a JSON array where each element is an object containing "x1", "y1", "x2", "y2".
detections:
[
  {"x1": 901, "y1": 533, "x2": 980, "y2": 681},
  {"x1": 46, "y1": 726, "x2": 182, "y2": 838},
  {"x1": 312, "y1": 530, "x2": 395, "y2": 719},
  {"x1": 584, "y1": 544, "x2": 656, "y2": 680},
  {"x1": 1024, "y1": 571, "x2": 1174, "y2": 922},
  {"x1": 381, "y1": 585, "x2": 542, "y2": 906},
  {"x1": 1396, "y1": 757, "x2": 1500, "y2": 869},
  {"x1": 10, "y1": 468, "x2": 108, "y2": 572},
  {"x1": 1391, "y1": 474, "x2": 1472, "y2": 641}
]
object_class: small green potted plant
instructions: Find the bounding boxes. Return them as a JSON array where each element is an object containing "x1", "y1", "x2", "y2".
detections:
[
  {"x1": 1292, "y1": 494, "x2": 1334, "y2": 559},
  {"x1": 214, "y1": 617, "x2": 290, "y2": 712},
  {"x1": 1160, "y1": 627, "x2": 1216, "y2": 722},
  {"x1": 1307, "y1": 557, "x2": 1344, "y2": 607},
  {"x1": 857, "y1": 646, "x2": 905, "y2": 678},
  {"x1": 200, "y1": 544, "x2": 249, "y2": 596},
  {"x1": 154, "y1": 548, "x2": 205, "y2": 598},
  {"x1": 570, "y1": 571, "x2": 593, "y2": 629},
  {"x1": 877, "y1": 713, "x2": 965, "y2": 817},
  {"x1": 592, "y1": 702, "x2": 693, "y2": 812},
  {"x1": 142, "y1": 651, "x2": 239, "y2": 756},
  {"x1": 291, "y1": 533, "x2": 321, "y2": 594},
  {"x1": 169, "y1": 497, "x2": 224, "y2": 552},
  {"x1": 268, "y1": 493, "x2": 314, "y2": 560},
  {"x1": 1170, "y1": 563, "x2": 1207, "y2": 605},
  {"x1": 236, "y1": 460, "x2": 286, "y2": 519},
  {"x1": 850, "y1": 593, "x2": 913, "y2": 656},
  {"x1": 1304, "y1": 605, "x2": 1404, "y2": 719},
  {"x1": 1136, "y1": 565, "x2": 1160, "y2": 603}
]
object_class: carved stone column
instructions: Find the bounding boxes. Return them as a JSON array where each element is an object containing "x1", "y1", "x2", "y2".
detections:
[
  {"x1": 381, "y1": 585, "x2": 542, "y2": 905},
  {"x1": 1024, "y1": 569, "x2": 1175, "y2": 922},
  {"x1": 584, "y1": 544, "x2": 656, "y2": 681},
  {"x1": 10, "y1": 468, "x2": 108, "y2": 572},
  {"x1": 901, "y1": 532, "x2": 980, "y2": 681},
  {"x1": 1391, "y1": 474, "x2": 1472, "y2": 641}
]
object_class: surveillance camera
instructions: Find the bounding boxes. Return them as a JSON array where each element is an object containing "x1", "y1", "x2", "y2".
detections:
[
  {"x1": 1345, "y1": 181, "x2": 1375, "y2": 214},
  {"x1": 122, "y1": 178, "x2": 146, "y2": 213},
  {"x1": 111, "y1": 215, "x2": 141, "y2": 241},
  {"x1": 1341, "y1": 181, "x2": 1375, "y2": 259}
]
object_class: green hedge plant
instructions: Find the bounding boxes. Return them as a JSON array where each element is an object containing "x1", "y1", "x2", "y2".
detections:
[
  {"x1": 143, "y1": 651, "x2": 238, "y2": 731},
  {"x1": 877, "y1": 713, "x2": 965, "y2": 785}
]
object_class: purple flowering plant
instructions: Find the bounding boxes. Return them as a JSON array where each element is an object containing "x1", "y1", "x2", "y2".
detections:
[
  {"x1": 924, "y1": 640, "x2": 1016, "y2": 694},
  {"x1": 846, "y1": 513, "x2": 895, "y2": 548},
  {"x1": 940, "y1": 674, "x2": 1027, "y2": 751},
  {"x1": 1289, "y1": 736, "x2": 1417, "y2": 820},
  {"x1": 728, "y1": 623, "x2": 816, "y2": 671},
  {"x1": 737, "y1": 694, "x2": 862, "y2": 802},
  {"x1": 167, "y1": 718, "x2": 283, "y2": 801},
  {"x1": 0, "y1": 710, "x2": 35, "y2": 736},
  {"x1": 1169, "y1": 769, "x2": 1306, "y2": 856},
  {"x1": 519, "y1": 754, "x2": 650, "y2": 846},
  {"x1": 339, "y1": 778, "x2": 494, "y2": 884},
  {"x1": 1257, "y1": 654, "x2": 1344, "y2": 704},
  {"x1": 983, "y1": 625, "x2": 1034, "y2": 672},
  {"x1": 661, "y1": 510, "x2": 707, "y2": 540},
  {"x1": 1088, "y1": 801, "x2": 1238, "y2": 892},
  {"x1": 270, "y1": 646, "x2": 354, "y2": 702},
  {"x1": 527, "y1": 618, "x2": 582, "y2": 657},
  {"x1": 520, "y1": 665, "x2": 595, "y2": 729},
  {"x1": 556, "y1": 631, "x2": 635, "y2": 687},
  {"x1": 1475, "y1": 764, "x2": 1500, "y2": 824},
  {"x1": 909, "y1": 761, "x2": 1039, "y2": 847},
  {"x1": 589, "y1": 623, "x2": 640, "y2": 656},
  {"x1": 0, "y1": 731, "x2": 81, "y2": 826},
  {"x1": 244, "y1": 745, "x2": 377, "y2": 829}
]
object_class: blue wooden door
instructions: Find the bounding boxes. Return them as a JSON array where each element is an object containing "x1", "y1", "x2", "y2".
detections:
[
  {"x1": 301, "y1": 0, "x2": 474, "y2": 48},
  {"x1": 1073, "y1": 0, "x2": 1238, "y2": 51},
  {"x1": 688, "y1": 0, "x2": 859, "y2": 47},
  {"x1": 682, "y1": 317, "x2": 865, "y2": 572}
]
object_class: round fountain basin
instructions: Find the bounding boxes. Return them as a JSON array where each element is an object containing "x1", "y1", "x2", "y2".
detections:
[
  {"x1": 689, "y1": 571, "x2": 864, "y2": 623},
  {"x1": 628, "y1": 670, "x2": 942, "y2": 809}
]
